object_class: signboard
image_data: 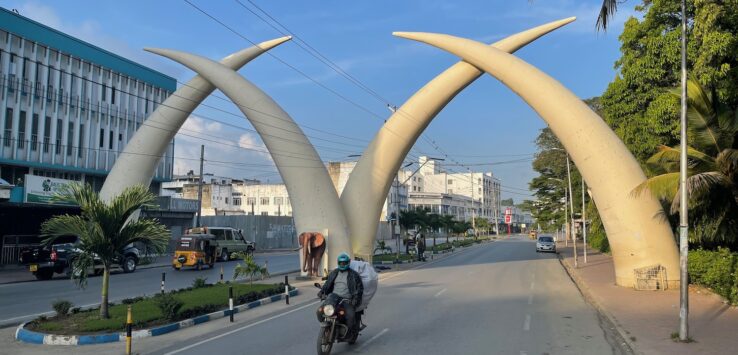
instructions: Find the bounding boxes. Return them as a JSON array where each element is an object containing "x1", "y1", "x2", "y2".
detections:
[
  {"x1": 24, "y1": 174, "x2": 77, "y2": 205},
  {"x1": 504, "y1": 214, "x2": 512, "y2": 224}
]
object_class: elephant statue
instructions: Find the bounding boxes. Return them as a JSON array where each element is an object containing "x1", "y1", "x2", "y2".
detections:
[{"x1": 299, "y1": 232, "x2": 326, "y2": 277}]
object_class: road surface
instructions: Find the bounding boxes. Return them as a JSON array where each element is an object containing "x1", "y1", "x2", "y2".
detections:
[
  {"x1": 0, "y1": 252, "x2": 299, "y2": 327},
  {"x1": 152, "y1": 236, "x2": 616, "y2": 355}
]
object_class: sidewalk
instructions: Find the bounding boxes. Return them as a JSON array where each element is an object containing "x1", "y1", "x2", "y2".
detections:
[{"x1": 558, "y1": 243, "x2": 738, "y2": 355}]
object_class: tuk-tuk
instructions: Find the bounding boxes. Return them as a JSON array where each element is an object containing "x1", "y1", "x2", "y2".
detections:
[{"x1": 172, "y1": 234, "x2": 217, "y2": 270}]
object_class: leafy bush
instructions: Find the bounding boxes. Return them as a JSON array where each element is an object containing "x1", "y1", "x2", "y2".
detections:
[
  {"x1": 121, "y1": 296, "x2": 146, "y2": 305},
  {"x1": 233, "y1": 255, "x2": 269, "y2": 285},
  {"x1": 192, "y1": 277, "x2": 209, "y2": 289},
  {"x1": 178, "y1": 304, "x2": 222, "y2": 319},
  {"x1": 52, "y1": 300, "x2": 73, "y2": 317},
  {"x1": 688, "y1": 248, "x2": 738, "y2": 304},
  {"x1": 154, "y1": 293, "x2": 184, "y2": 321}
]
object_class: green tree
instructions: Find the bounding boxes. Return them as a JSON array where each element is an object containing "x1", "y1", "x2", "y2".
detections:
[
  {"x1": 233, "y1": 253, "x2": 270, "y2": 285},
  {"x1": 40, "y1": 184, "x2": 169, "y2": 319},
  {"x1": 441, "y1": 214, "x2": 456, "y2": 243},
  {"x1": 601, "y1": 0, "x2": 738, "y2": 163},
  {"x1": 474, "y1": 217, "x2": 490, "y2": 235},
  {"x1": 634, "y1": 80, "x2": 738, "y2": 249}
]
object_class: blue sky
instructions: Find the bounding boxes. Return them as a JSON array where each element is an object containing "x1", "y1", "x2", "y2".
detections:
[{"x1": 2, "y1": 0, "x2": 640, "y2": 201}]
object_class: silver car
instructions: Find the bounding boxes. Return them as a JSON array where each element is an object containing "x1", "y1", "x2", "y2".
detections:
[{"x1": 536, "y1": 235, "x2": 556, "y2": 253}]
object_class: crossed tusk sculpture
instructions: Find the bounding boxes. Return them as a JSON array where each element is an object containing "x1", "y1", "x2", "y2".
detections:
[{"x1": 99, "y1": 18, "x2": 679, "y2": 287}]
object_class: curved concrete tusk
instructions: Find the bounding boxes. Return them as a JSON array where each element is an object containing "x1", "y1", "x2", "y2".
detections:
[
  {"x1": 100, "y1": 36, "x2": 292, "y2": 202},
  {"x1": 392, "y1": 31, "x2": 679, "y2": 287},
  {"x1": 341, "y1": 18, "x2": 575, "y2": 259},
  {"x1": 145, "y1": 48, "x2": 351, "y2": 270}
]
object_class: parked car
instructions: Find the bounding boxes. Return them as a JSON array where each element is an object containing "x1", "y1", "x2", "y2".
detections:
[
  {"x1": 18, "y1": 236, "x2": 140, "y2": 280},
  {"x1": 535, "y1": 235, "x2": 556, "y2": 253},
  {"x1": 186, "y1": 226, "x2": 255, "y2": 261}
]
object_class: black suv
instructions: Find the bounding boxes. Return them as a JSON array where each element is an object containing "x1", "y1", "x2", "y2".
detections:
[{"x1": 18, "y1": 236, "x2": 140, "y2": 280}]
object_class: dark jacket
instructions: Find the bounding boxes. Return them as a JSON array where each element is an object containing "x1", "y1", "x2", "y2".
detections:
[{"x1": 321, "y1": 268, "x2": 363, "y2": 306}]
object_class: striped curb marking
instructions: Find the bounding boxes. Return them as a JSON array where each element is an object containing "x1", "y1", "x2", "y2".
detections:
[{"x1": 15, "y1": 288, "x2": 300, "y2": 346}]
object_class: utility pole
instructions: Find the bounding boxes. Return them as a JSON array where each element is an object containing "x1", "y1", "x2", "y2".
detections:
[
  {"x1": 494, "y1": 181, "x2": 500, "y2": 236},
  {"x1": 678, "y1": 0, "x2": 689, "y2": 341},
  {"x1": 394, "y1": 173, "x2": 401, "y2": 261},
  {"x1": 582, "y1": 179, "x2": 587, "y2": 264},
  {"x1": 564, "y1": 186, "x2": 569, "y2": 247},
  {"x1": 566, "y1": 154, "x2": 577, "y2": 268},
  {"x1": 196, "y1": 145, "x2": 204, "y2": 227},
  {"x1": 470, "y1": 171, "x2": 476, "y2": 236}
]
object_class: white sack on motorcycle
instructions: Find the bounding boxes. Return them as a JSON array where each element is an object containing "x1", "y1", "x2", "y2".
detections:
[{"x1": 349, "y1": 260, "x2": 378, "y2": 311}]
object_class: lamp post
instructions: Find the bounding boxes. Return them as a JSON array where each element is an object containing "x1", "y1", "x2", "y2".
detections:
[
  {"x1": 398, "y1": 157, "x2": 445, "y2": 260},
  {"x1": 551, "y1": 148, "x2": 577, "y2": 267}
]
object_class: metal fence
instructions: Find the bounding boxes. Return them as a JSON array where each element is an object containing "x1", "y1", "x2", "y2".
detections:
[
  {"x1": 634, "y1": 264, "x2": 668, "y2": 291},
  {"x1": 200, "y1": 215, "x2": 297, "y2": 250},
  {"x1": 1, "y1": 235, "x2": 40, "y2": 265}
]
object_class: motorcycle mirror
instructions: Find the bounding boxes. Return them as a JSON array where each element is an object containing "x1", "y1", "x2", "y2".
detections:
[{"x1": 314, "y1": 282, "x2": 321, "y2": 288}]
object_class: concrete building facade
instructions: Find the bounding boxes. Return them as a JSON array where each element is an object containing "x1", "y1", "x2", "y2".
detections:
[{"x1": 0, "y1": 7, "x2": 176, "y2": 192}]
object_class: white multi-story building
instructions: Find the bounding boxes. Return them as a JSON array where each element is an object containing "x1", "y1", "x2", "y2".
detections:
[
  {"x1": 327, "y1": 161, "x2": 407, "y2": 221},
  {"x1": 405, "y1": 156, "x2": 501, "y2": 224},
  {"x1": 0, "y1": 8, "x2": 176, "y2": 192}
]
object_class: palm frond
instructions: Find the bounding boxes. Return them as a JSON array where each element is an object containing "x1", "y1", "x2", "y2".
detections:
[
  {"x1": 109, "y1": 185, "x2": 159, "y2": 230},
  {"x1": 40, "y1": 215, "x2": 91, "y2": 246},
  {"x1": 670, "y1": 172, "x2": 732, "y2": 214},
  {"x1": 631, "y1": 172, "x2": 679, "y2": 201},
  {"x1": 118, "y1": 218, "x2": 170, "y2": 254},
  {"x1": 646, "y1": 145, "x2": 715, "y2": 173},
  {"x1": 69, "y1": 251, "x2": 95, "y2": 289},
  {"x1": 596, "y1": 0, "x2": 618, "y2": 31},
  {"x1": 716, "y1": 149, "x2": 738, "y2": 182}
]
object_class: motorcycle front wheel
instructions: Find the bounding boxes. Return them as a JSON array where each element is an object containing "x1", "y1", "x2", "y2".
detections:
[{"x1": 317, "y1": 326, "x2": 333, "y2": 355}]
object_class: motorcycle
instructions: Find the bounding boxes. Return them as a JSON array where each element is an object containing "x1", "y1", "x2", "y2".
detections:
[{"x1": 315, "y1": 283, "x2": 362, "y2": 355}]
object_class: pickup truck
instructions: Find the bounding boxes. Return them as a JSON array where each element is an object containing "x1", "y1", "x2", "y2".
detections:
[{"x1": 18, "y1": 236, "x2": 140, "y2": 280}]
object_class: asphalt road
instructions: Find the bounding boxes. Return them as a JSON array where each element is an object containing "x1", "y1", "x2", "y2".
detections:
[
  {"x1": 0, "y1": 252, "x2": 299, "y2": 327},
  {"x1": 152, "y1": 236, "x2": 615, "y2": 355}
]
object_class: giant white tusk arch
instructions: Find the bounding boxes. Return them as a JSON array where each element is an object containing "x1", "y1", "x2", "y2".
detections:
[
  {"x1": 341, "y1": 18, "x2": 576, "y2": 259},
  {"x1": 392, "y1": 31, "x2": 679, "y2": 287},
  {"x1": 145, "y1": 48, "x2": 352, "y2": 270},
  {"x1": 100, "y1": 36, "x2": 292, "y2": 202}
]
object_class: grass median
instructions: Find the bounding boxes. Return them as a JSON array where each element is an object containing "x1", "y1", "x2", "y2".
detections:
[{"x1": 27, "y1": 282, "x2": 286, "y2": 335}]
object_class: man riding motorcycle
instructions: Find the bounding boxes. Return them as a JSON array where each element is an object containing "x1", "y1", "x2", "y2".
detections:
[{"x1": 317, "y1": 252, "x2": 364, "y2": 339}]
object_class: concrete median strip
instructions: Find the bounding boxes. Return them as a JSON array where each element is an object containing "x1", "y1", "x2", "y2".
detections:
[{"x1": 14, "y1": 288, "x2": 300, "y2": 346}]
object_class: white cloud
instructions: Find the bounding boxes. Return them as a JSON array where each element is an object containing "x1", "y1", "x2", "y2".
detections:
[{"x1": 173, "y1": 116, "x2": 278, "y2": 180}]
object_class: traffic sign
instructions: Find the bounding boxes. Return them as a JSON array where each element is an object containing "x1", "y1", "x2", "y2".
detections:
[{"x1": 504, "y1": 214, "x2": 512, "y2": 224}]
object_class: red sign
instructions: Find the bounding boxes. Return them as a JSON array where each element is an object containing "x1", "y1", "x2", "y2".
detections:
[
  {"x1": 505, "y1": 208, "x2": 512, "y2": 216},
  {"x1": 504, "y1": 214, "x2": 512, "y2": 224}
]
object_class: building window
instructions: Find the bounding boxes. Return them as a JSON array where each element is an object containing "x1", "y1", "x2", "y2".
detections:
[
  {"x1": 261, "y1": 212, "x2": 268, "y2": 216},
  {"x1": 260, "y1": 197, "x2": 269, "y2": 205},
  {"x1": 99, "y1": 128, "x2": 105, "y2": 148},
  {"x1": 43, "y1": 116, "x2": 51, "y2": 153},
  {"x1": 3, "y1": 108, "x2": 12, "y2": 147},
  {"x1": 102, "y1": 84, "x2": 106, "y2": 102},
  {"x1": 31, "y1": 114, "x2": 38, "y2": 151},
  {"x1": 108, "y1": 131, "x2": 113, "y2": 150},
  {"x1": 233, "y1": 198, "x2": 241, "y2": 206},
  {"x1": 225, "y1": 197, "x2": 229, "y2": 204},
  {"x1": 111, "y1": 86, "x2": 116, "y2": 105},
  {"x1": 17, "y1": 111, "x2": 26, "y2": 149},
  {"x1": 448, "y1": 179, "x2": 453, "y2": 185},
  {"x1": 78, "y1": 124, "x2": 85, "y2": 158},
  {"x1": 67, "y1": 122, "x2": 74, "y2": 156},
  {"x1": 55, "y1": 119, "x2": 62, "y2": 154},
  {"x1": 247, "y1": 197, "x2": 256, "y2": 206},
  {"x1": 274, "y1": 197, "x2": 283, "y2": 205}
]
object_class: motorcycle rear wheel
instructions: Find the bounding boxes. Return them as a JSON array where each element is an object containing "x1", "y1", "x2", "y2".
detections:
[{"x1": 317, "y1": 326, "x2": 333, "y2": 355}]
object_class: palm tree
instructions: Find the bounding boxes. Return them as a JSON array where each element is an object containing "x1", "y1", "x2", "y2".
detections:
[
  {"x1": 596, "y1": 0, "x2": 619, "y2": 31},
  {"x1": 633, "y1": 79, "x2": 738, "y2": 248},
  {"x1": 40, "y1": 183, "x2": 170, "y2": 319},
  {"x1": 233, "y1": 254, "x2": 270, "y2": 285},
  {"x1": 441, "y1": 215, "x2": 455, "y2": 243}
]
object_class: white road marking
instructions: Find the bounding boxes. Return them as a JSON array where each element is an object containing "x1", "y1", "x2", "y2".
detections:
[
  {"x1": 527, "y1": 294, "x2": 533, "y2": 305},
  {"x1": 355, "y1": 328, "x2": 389, "y2": 352},
  {"x1": 164, "y1": 300, "x2": 320, "y2": 355},
  {"x1": 523, "y1": 314, "x2": 531, "y2": 331},
  {"x1": 434, "y1": 288, "x2": 447, "y2": 298}
]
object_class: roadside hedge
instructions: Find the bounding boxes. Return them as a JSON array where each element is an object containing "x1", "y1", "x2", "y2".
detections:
[{"x1": 688, "y1": 248, "x2": 738, "y2": 304}]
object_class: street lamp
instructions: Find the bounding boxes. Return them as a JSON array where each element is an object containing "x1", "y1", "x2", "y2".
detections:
[
  {"x1": 551, "y1": 148, "x2": 577, "y2": 268},
  {"x1": 398, "y1": 157, "x2": 445, "y2": 261}
]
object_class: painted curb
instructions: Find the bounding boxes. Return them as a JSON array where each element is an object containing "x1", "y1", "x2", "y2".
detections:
[{"x1": 15, "y1": 288, "x2": 300, "y2": 346}]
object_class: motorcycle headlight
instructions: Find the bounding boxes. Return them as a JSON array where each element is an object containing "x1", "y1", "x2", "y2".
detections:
[{"x1": 323, "y1": 304, "x2": 335, "y2": 317}]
